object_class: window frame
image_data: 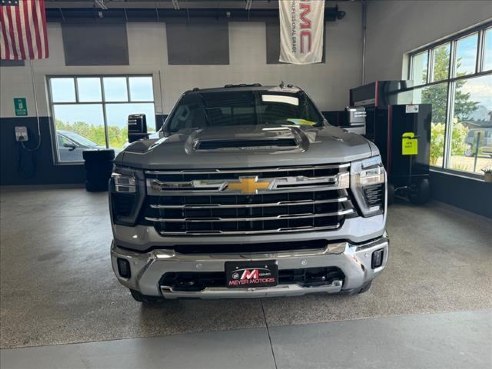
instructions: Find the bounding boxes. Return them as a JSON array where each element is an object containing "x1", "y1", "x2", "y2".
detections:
[
  {"x1": 481, "y1": 26, "x2": 492, "y2": 72},
  {"x1": 407, "y1": 21, "x2": 492, "y2": 177},
  {"x1": 47, "y1": 74, "x2": 155, "y2": 165}
]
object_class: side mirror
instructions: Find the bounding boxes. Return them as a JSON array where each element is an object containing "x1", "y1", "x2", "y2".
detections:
[
  {"x1": 345, "y1": 106, "x2": 366, "y2": 136},
  {"x1": 128, "y1": 114, "x2": 148, "y2": 144},
  {"x1": 63, "y1": 143, "x2": 77, "y2": 151}
]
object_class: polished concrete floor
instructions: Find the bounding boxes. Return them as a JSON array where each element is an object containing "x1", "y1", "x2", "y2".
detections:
[
  {"x1": 1, "y1": 188, "x2": 491, "y2": 367},
  {"x1": 2, "y1": 311, "x2": 491, "y2": 369}
]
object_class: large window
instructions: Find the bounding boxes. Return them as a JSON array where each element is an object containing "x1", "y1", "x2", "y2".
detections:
[
  {"x1": 409, "y1": 23, "x2": 492, "y2": 177},
  {"x1": 49, "y1": 76, "x2": 155, "y2": 163}
]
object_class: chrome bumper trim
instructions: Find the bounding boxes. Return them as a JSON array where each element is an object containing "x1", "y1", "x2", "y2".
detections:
[
  {"x1": 160, "y1": 280, "x2": 343, "y2": 299},
  {"x1": 111, "y1": 235, "x2": 389, "y2": 299}
]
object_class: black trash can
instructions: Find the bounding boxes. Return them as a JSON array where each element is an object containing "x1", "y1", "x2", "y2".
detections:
[{"x1": 83, "y1": 149, "x2": 115, "y2": 192}]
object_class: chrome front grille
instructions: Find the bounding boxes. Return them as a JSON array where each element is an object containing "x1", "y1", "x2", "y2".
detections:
[{"x1": 143, "y1": 164, "x2": 355, "y2": 236}]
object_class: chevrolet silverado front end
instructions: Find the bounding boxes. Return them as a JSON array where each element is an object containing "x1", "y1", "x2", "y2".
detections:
[{"x1": 109, "y1": 84, "x2": 389, "y2": 303}]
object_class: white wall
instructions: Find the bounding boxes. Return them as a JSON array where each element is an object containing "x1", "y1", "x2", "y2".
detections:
[
  {"x1": 0, "y1": 1, "x2": 362, "y2": 120},
  {"x1": 364, "y1": 0, "x2": 492, "y2": 82}
]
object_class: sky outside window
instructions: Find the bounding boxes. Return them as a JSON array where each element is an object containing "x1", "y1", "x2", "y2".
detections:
[
  {"x1": 457, "y1": 74, "x2": 492, "y2": 119},
  {"x1": 412, "y1": 51, "x2": 428, "y2": 85},
  {"x1": 455, "y1": 34, "x2": 477, "y2": 76},
  {"x1": 483, "y1": 28, "x2": 492, "y2": 71},
  {"x1": 129, "y1": 77, "x2": 154, "y2": 101},
  {"x1": 103, "y1": 77, "x2": 128, "y2": 102},
  {"x1": 77, "y1": 78, "x2": 102, "y2": 102},
  {"x1": 106, "y1": 103, "x2": 156, "y2": 130},
  {"x1": 51, "y1": 78, "x2": 76, "y2": 102}
]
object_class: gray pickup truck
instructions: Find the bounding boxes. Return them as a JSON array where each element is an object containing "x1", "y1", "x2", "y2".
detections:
[{"x1": 109, "y1": 84, "x2": 389, "y2": 303}]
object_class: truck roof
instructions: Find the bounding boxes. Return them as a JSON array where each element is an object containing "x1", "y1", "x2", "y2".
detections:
[{"x1": 184, "y1": 83, "x2": 302, "y2": 94}]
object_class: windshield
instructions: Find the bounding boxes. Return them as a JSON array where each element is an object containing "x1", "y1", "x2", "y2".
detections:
[
  {"x1": 167, "y1": 90, "x2": 324, "y2": 133},
  {"x1": 61, "y1": 131, "x2": 99, "y2": 147}
]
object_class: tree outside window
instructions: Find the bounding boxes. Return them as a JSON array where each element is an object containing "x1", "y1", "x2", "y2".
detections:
[{"x1": 414, "y1": 33, "x2": 492, "y2": 175}]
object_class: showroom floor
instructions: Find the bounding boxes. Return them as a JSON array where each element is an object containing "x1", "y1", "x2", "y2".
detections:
[{"x1": 1, "y1": 188, "x2": 491, "y2": 368}]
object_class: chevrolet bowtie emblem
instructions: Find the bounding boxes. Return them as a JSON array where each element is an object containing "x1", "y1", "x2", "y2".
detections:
[{"x1": 227, "y1": 177, "x2": 271, "y2": 194}]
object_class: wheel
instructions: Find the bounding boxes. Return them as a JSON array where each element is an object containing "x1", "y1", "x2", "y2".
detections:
[
  {"x1": 409, "y1": 178, "x2": 431, "y2": 205},
  {"x1": 130, "y1": 289, "x2": 165, "y2": 305},
  {"x1": 387, "y1": 183, "x2": 395, "y2": 206},
  {"x1": 358, "y1": 280, "x2": 372, "y2": 294},
  {"x1": 464, "y1": 145, "x2": 473, "y2": 157},
  {"x1": 341, "y1": 280, "x2": 373, "y2": 296}
]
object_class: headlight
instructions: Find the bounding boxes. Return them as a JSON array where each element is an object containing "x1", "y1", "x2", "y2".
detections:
[
  {"x1": 110, "y1": 167, "x2": 144, "y2": 226},
  {"x1": 357, "y1": 166, "x2": 385, "y2": 187},
  {"x1": 351, "y1": 156, "x2": 386, "y2": 217},
  {"x1": 111, "y1": 172, "x2": 136, "y2": 193}
]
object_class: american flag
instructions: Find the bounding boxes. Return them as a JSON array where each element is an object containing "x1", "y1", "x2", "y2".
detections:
[{"x1": 0, "y1": 0, "x2": 49, "y2": 60}]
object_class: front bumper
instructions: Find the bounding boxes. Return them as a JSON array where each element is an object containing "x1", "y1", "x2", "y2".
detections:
[{"x1": 111, "y1": 235, "x2": 389, "y2": 299}]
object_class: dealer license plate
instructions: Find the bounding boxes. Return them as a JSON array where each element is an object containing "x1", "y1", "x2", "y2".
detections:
[{"x1": 225, "y1": 260, "x2": 278, "y2": 288}]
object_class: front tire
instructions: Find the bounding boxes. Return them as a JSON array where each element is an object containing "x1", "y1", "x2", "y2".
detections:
[
  {"x1": 130, "y1": 289, "x2": 165, "y2": 305},
  {"x1": 342, "y1": 280, "x2": 373, "y2": 296},
  {"x1": 357, "y1": 280, "x2": 372, "y2": 294}
]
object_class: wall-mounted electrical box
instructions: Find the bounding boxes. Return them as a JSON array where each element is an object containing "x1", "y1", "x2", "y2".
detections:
[{"x1": 15, "y1": 126, "x2": 29, "y2": 142}]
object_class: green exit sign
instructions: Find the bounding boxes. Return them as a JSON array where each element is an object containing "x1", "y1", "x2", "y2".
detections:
[{"x1": 14, "y1": 97, "x2": 27, "y2": 116}]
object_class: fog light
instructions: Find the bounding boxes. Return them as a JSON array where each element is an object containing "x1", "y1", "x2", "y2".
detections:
[
  {"x1": 371, "y1": 249, "x2": 384, "y2": 269},
  {"x1": 117, "y1": 258, "x2": 131, "y2": 278}
]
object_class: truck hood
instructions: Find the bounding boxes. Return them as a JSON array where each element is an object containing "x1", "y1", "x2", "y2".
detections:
[{"x1": 115, "y1": 124, "x2": 375, "y2": 170}]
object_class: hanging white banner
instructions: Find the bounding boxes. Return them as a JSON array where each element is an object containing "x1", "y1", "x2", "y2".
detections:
[{"x1": 279, "y1": 0, "x2": 325, "y2": 65}]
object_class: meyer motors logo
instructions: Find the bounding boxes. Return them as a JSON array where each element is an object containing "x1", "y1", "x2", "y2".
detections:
[
  {"x1": 226, "y1": 177, "x2": 271, "y2": 195},
  {"x1": 228, "y1": 267, "x2": 276, "y2": 287}
]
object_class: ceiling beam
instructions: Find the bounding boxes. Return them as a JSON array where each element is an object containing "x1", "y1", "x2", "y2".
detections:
[
  {"x1": 45, "y1": 6, "x2": 346, "y2": 22},
  {"x1": 44, "y1": 0, "x2": 354, "y2": 10}
]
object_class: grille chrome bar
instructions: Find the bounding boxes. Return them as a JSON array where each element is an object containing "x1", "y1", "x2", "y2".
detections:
[
  {"x1": 157, "y1": 224, "x2": 341, "y2": 236},
  {"x1": 145, "y1": 163, "x2": 350, "y2": 176},
  {"x1": 147, "y1": 172, "x2": 349, "y2": 195},
  {"x1": 150, "y1": 197, "x2": 349, "y2": 209},
  {"x1": 145, "y1": 209, "x2": 354, "y2": 223},
  {"x1": 148, "y1": 184, "x2": 346, "y2": 196}
]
